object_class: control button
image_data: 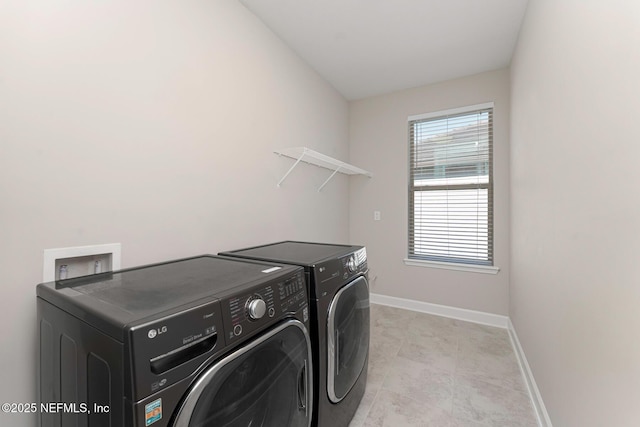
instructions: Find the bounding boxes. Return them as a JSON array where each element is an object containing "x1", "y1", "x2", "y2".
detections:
[
  {"x1": 233, "y1": 324, "x2": 242, "y2": 336},
  {"x1": 268, "y1": 307, "x2": 275, "y2": 317},
  {"x1": 246, "y1": 297, "x2": 267, "y2": 320}
]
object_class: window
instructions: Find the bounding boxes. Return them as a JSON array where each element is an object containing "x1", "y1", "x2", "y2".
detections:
[{"x1": 408, "y1": 103, "x2": 493, "y2": 267}]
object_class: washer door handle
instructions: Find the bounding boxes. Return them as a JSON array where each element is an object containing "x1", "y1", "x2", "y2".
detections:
[
  {"x1": 335, "y1": 330, "x2": 340, "y2": 376},
  {"x1": 297, "y1": 359, "x2": 308, "y2": 416}
]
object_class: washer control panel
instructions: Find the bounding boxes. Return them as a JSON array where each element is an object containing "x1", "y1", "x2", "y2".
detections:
[{"x1": 220, "y1": 270, "x2": 307, "y2": 345}]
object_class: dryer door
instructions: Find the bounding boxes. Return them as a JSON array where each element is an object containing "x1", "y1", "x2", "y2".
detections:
[
  {"x1": 172, "y1": 319, "x2": 312, "y2": 427},
  {"x1": 327, "y1": 275, "x2": 370, "y2": 403}
]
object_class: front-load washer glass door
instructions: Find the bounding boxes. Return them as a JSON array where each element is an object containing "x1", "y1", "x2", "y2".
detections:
[
  {"x1": 327, "y1": 275, "x2": 370, "y2": 403},
  {"x1": 172, "y1": 319, "x2": 312, "y2": 427}
]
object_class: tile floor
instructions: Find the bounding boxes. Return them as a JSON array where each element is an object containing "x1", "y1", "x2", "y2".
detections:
[{"x1": 349, "y1": 304, "x2": 538, "y2": 427}]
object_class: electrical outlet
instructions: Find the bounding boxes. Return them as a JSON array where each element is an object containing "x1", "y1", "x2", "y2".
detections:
[{"x1": 374, "y1": 211, "x2": 381, "y2": 221}]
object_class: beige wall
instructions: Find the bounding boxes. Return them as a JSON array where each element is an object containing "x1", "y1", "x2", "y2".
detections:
[
  {"x1": 510, "y1": 0, "x2": 640, "y2": 425},
  {"x1": 349, "y1": 69, "x2": 510, "y2": 315},
  {"x1": 0, "y1": 1, "x2": 349, "y2": 424}
]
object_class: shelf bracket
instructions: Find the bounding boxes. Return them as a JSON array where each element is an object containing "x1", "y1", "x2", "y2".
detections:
[
  {"x1": 318, "y1": 165, "x2": 342, "y2": 192},
  {"x1": 277, "y1": 151, "x2": 306, "y2": 187}
]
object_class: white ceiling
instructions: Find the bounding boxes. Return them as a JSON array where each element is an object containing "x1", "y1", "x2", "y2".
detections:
[{"x1": 240, "y1": 0, "x2": 529, "y2": 100}]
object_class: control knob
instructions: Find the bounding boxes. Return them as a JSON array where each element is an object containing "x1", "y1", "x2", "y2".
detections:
[
  {"x1": 346, "y1": 256, "x2": 357, "y2": 273},
  {"x1": 246, "y1": 297, "x2": 267, "y2": 320}
]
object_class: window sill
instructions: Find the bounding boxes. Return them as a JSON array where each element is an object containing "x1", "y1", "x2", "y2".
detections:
[{"x1": 403, "y1": 258, "x2": 500, "y2": 275}]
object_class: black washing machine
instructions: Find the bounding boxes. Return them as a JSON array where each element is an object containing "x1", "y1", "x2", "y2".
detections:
[
  {"x1": 220, "y1": 241, "x2": 369, "y2": 427},
  {"x1": 37, "y1": 255, "x2": 313, "y2": 427}
]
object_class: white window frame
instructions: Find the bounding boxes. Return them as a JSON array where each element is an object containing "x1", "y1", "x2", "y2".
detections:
[{"x1": 404, "y1": 102, "x2": 499, "y2": 274}]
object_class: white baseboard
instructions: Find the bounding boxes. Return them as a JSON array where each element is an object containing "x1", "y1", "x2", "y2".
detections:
[
  {"x1": 370, "y1": 293, "x2": 509, "y2": 328},
  {"x1": 370, "y1": 293, "x2": 551, "y2": 427},
  {"x1": 508, "y1": 319, "x2": 553, "y2": 427}
]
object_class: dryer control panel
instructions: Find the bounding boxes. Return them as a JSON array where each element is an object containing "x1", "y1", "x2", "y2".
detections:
[
  {"x1": 315, "y1": 248, "x2": 368, "y2": 299},
  {"x1": 340, "y1": 247, "x2": 368, "y2": 279},
  {"x1": 220, "y1": 270, "x2": 307, "y2": 346}
]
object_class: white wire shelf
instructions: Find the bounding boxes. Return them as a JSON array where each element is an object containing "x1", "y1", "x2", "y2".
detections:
[{"x1": 274, "y1": 147, "x2": 373, "y2": 191}]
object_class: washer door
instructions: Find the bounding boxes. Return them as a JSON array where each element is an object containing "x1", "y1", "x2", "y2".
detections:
[
  {"x1": 172, "y1": 319, "x2": 312, "y2": 427},
  {"x1": 327, "y1": 275, "x2": 370, "y2": 403}
]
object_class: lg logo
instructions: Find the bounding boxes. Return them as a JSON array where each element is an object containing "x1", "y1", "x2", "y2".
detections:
[{"x1": 148, "y1": 326, "x2": 168, "y2": 339}]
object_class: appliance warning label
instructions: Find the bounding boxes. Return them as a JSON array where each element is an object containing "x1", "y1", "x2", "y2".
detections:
[{"x1": 145, "y1": 398, "x2": 162, "y2": 426}]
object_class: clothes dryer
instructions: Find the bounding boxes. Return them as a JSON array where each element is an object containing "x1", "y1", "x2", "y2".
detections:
[{"x1": 220, "y1": 241, "x2": 369, "y2": 427}]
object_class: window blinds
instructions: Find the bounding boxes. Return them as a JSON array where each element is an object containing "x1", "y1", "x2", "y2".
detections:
[{"x1": 408, "y1": 107, "x2": 493, "y2": 266}]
